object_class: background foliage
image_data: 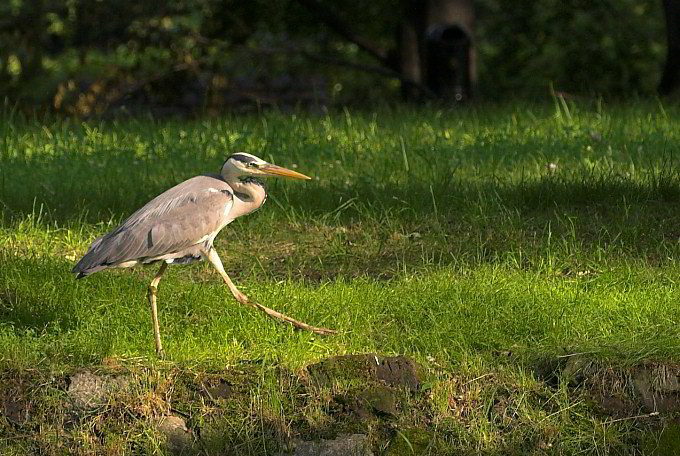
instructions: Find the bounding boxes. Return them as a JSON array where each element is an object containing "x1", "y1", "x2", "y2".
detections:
[
  {"x1": 0, "y1": 0, "x2": 668, "y2": 113},
  {"x1": 476, "y1": 0, "x2": 665, "y2": 97}
]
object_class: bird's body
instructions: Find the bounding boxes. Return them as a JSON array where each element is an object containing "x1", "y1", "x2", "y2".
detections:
[
  {"x1": 73, "y1": 173, "x2": 265, "y2": 276},
  {"x1": 73, "y1": 153, "x2": 334, "y2": 356}
]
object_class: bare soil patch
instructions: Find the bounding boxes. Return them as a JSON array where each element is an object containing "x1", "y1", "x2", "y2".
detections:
[{"x1": 1, "y1": 355, "x2": 679, "y2": 454}]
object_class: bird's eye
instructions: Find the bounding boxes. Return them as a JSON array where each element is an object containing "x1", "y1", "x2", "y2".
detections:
[{"x1": 248, "y1": 162, "x2": 258, "y2": 168}]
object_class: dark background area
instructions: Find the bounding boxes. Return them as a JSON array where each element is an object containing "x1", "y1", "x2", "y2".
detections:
[{"x1": 0, "y1": 0, "x2": 678, "y2": 115}]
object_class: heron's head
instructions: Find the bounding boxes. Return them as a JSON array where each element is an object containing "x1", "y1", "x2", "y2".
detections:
[{"x1": 221, "y1": 153, "x2": 311, "y2": 181}]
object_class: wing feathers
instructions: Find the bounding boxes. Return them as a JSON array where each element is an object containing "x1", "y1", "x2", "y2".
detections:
[{"x1": 73, "y1": 175, "x2": 233, "y2": 276}]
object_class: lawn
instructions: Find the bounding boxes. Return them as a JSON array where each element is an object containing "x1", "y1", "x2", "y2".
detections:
[{"x1": 1, "y1": 102, "x2": 680, "y2": 454}]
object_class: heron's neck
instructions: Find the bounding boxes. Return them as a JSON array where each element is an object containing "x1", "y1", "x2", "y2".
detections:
[{"x1": 228, "y1": 177, "x2": 267, "y2": 219}]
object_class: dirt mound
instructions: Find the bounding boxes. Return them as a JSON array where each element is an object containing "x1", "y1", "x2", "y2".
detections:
[{"x1": 1, "y1": 355, "x2": 680, "y2": 454}]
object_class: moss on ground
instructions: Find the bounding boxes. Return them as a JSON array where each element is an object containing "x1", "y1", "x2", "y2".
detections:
[{"x1": 1, "y1": 355, "x2": 679, "y2": 455}]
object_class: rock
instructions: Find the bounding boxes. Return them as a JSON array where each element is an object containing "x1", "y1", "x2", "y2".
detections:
[
  {"x1": 306, "y1": 354, "x2": 423, "y2": 391},
  {"x1": 633, "y1": 369, "x2": 655, "y2": 411},
  {"x1": 335, "y1": 386, "x2": 398, "y2": 420},
  {"x1": 359, "y1": 386, "x2": 397, "y2": 417},
  {"x1": 655, "y1": 367, "x2": 680, "y2": 393},
  {"x1": 334, "y1": 395, "x2": 373, "y2": 421},
  {"x1": 307, "y1": 354, "x2": 376, "y2": 387},
  {"x1": 633, "y1": 365, "x2": 680, "y2": 413},
  {"x1": 202, "y1": 378, "x2": 234, "y2": 401},
  {"x1": 293, "y1": 434, "x2": 373, "y2": 456},
  {"x1": 595, "y1": 394, "x2": 634, "y2": 418},
  {"x1": 562, "y1": 356, "x2": 592, "y2": 385},
  {"x1": 306, "y1": 354, "x2": 421, "y2": 423},
  {"x1": 2, "y1": 397, "x2": 29, "y2": 425},
  {"x1": 157, "y1": 415, "x2": 194, "y2": 454},
  {"x1": 376, "y1": 356, "x2": 421, "y2": 392},
  {"x1": 67, "y1": 371, "x2": 132, "y2": 411}
]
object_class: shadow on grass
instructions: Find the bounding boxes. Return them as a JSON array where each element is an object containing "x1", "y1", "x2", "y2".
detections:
[
  {"x1": 2, "y1": 140, "x2": 680, "y2": 221},
  {"x1": 214, "y1": 173, "x2": 680, "y2": 281},
  {"x1": 3, "y1": 153, "x2": 680, "y2": 283},
  {"x1": 0, "y1": 257, "x2": 130, "y2": 363},
  {"x1": 0, "y1": 287, "x2": 80, "y2": 334},
  {"x1": 0, "y1": 255, "x2": 86, "y2": 335}
]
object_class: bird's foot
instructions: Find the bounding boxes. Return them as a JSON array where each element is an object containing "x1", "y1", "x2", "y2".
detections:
[
  {"x1": 227, "y1": 285, "x2": 336, "y2": 335},
  {"x1": 249, "y1": 300, "x2": 338, "y2": 336}
]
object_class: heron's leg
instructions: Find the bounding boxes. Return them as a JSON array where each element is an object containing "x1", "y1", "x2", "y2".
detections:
[
  {"x1": 204, "y1": 248, "x2": 337, "y2": 335},
  {"x1": 148, "y1": 262, "x2": 168, "y2": 357},
  {"x1": 204, "y1": 248, "x2": 250, "y2": 304}
]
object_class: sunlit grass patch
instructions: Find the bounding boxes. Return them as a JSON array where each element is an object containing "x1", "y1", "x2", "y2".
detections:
[{"x1": 1, "y1": 102, "x2": 680, "y2": 453}]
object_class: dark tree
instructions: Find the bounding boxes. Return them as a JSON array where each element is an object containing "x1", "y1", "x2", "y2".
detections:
[
  {"x1": 0, "y1": 0, "x2": 667, "y2": 112},
  {"x1": 659, "y1": 0, "x2": 680, "y2": 95},
  {"x1": 400, "y1": 0, "x2": 475, "y2": 100},
  {"x1": 297, "y1": 0, "x2": 476, "y2": 101}
]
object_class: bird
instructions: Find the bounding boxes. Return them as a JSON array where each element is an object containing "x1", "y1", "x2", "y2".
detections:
[{"x1": 72, "y1": 152, "x2": 335, "y2": 356}]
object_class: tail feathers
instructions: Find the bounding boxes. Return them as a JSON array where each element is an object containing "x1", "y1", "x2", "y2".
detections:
[
  {"x1": 72, "y1": 263, "x2": 95, "y2": 279},
  {"x1": 72, "y1": 266, "x2": 95, "y2": 279},
  {"x1": 72, "y1": 263, "x2": 111, "y2": 278},
  {"x1": 72, "y1": 235, "x2": 110, "y2": 278},
  {"x1": 72, "y1": 252, "x2": 110, "y2": 279}
]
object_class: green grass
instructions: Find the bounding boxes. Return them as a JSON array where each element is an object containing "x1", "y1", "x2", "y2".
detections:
[{"x1": 2, "y1": 101, "x2": 680, "y2": 454}]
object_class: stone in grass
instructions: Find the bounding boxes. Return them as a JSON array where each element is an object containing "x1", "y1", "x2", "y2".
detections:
[
  {"x1": 632, "y1": 365, "x2": 680, "y2": 413},
  {"x1": 293, "y1": 434, "x2": 373, "y2": 456},
  {"x1": 157, "y1": 415, "x2": 194, "y2": 454},
  {"x1": 307, "y1": 354, "x2": 423, "y2": 391},
  {"x1": 376, "y1": 356, "x2": 422, "y2": 392},
  {"x1": 2, "y1": 396, "x2": 30, "y2": 425},
  {"x1": 360, "y1": 386, "x2": 398, "y2": 417},
  {"x1": 67, "y1": 371, "x2": 132, "y2": 412},
  {"x1": 335, "y1": 386, "x2": 398, "y2": 420}
]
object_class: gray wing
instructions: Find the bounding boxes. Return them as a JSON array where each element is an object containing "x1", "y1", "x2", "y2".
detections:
[{"x1": 73, "y1": 175, "x2": 233, "y2": 276}]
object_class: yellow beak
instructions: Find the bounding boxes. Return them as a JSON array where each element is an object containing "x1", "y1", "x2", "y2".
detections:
[{"x1": 261, "y1": 164, "x2": 312, "y2": 180}]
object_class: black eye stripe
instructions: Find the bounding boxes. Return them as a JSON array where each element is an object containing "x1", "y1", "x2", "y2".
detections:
[{"x1": 230, "y1": 153, "x2": 256, "y2": 164}]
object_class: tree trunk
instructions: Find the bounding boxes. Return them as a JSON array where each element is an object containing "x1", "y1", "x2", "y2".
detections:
[
  {"x1": 398, "y1": 0, "x2": 476, "y2": 101},
  {"x1": 398, "y1": 16, "x2": 423, "y2": 99},
  {"x1": 296, "y1": 0, "x2": 475, "y2": 102},
  {"x1": 659, "y1": 0, "x2": 680, "y2": 95}
]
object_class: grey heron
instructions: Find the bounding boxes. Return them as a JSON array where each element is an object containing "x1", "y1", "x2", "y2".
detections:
[{"x1": 73, "y1": 152, "x2": 335, "y2": 356}]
